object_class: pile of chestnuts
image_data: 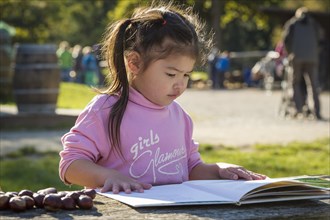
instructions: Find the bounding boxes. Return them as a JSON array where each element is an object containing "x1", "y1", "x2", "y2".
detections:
[{"x1": 0, "y1": 187, "x2": 96, "y2": 212}]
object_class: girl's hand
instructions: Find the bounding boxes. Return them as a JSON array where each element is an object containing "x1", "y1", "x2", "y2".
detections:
[
  {"x1": 100, "y1": 170, "x2": 152, "y2": 194},
  {"x1": 216, "y1": 162, "x2": 267, "y2": 180}
]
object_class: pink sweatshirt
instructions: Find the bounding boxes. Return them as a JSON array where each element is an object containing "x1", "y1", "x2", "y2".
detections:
[{"x1": 59, "y1": 87, "x2": 202, "y2": 186}]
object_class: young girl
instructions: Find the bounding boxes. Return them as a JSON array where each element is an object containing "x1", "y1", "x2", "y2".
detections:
[{"x1": 59, "y1": 3, "x2": 266, "y2": 194}]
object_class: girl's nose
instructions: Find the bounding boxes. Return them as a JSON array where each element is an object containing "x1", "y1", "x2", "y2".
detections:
[{"x1": 174, "y1": 78, "x2": 186, "y2": 90}]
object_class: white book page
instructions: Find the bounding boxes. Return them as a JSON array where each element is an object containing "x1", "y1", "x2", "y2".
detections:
[
  {"x1": 184, "y1": 179, "x2": 279, "y2": 202},
  {"x1": 98, "y1": 182, "x2": 233, "y2": 207}
]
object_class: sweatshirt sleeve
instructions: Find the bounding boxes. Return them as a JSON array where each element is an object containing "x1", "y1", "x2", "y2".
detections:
[
  {"x1": 59, "y1": 96, "x2": 111, "y2": 184},
  {"x1": 187, "y1": 138, "x2": 203, "y2": 173}
]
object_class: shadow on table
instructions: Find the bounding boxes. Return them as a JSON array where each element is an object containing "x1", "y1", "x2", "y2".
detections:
[{"x1": 136, "y1": 199, "x2": 330, "y2": 219}]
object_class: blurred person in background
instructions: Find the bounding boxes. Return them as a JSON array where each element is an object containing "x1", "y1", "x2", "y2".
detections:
[
  {"x1": 282, "y1": 7, "x2": 323, "y2": 119},
  {"x1": 207, "y1": 47, "x2": 220, "y2": 89},
  {"x1": 72, "y1": 44, "x2": 84, "y2": 83},
  {"x1": 56, "y1": 41, "x2": 73, "y2": 82},
  {"x1": 82, "y1": 46, "x2": 100, "y2": 86},
  {"x1": 92, "y1": 44, "x2": 106, "y2": 86},
  {"x1": 215, "y1": 51, "x2": 230, "y2": 89}
]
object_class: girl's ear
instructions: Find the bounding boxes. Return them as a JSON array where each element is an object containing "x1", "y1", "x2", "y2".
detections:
[{"x1": 126, "y1": 51, "x2": 141, "y2": 75}]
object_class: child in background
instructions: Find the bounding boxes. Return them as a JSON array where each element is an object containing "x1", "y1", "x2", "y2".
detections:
[
  {"x1": 81, "y1": 46, "x2": 100, "y2": 86},
  {"x1": 59, "y1": 2, "x2": 266, "y2": 194},
  {"x1": 56, "y1": 41, "x2": 73, "y2": 82}
]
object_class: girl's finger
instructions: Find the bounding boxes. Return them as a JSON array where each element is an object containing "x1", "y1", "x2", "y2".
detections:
[
  {"x1": 100, "y1": 182, "x2": 113, "y2": 193},
  {"x1": 141, "y1": 183, "x2": 152, "y2": 190},
  {"x1": 230, "y1": 168, "x2": 252, "y2": 180},
  {"x1": 219, "y1": 168, "x2": 238, "y2": 180},
  {"x1": 250, "y1": 173, "x2": 267, "y2": 180},
  {"x1": 112, "y1": 183, "x2": 120, "y2": 194},
  {"x1": 132, "y1": 182, "x2": 152, "y2": 192},
  {"x1": 122, "y1": 182, "x2": 132, "y2": 194},
  {"x1": 132, "y1": 183, "x2": 144, "y2": 193}
]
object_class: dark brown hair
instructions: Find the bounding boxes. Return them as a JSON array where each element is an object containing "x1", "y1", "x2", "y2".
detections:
[{"x1": 100, "y1": 2, "x2": 211, "y2": 158}]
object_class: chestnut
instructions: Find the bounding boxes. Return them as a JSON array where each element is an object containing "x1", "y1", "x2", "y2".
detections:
[
  {"x1": 57, "y1": 191, "x2": 68, "y2": 198},
  {"x1": 43, "y1": 193, "x2": 62, "y2": 211},
  {"x1": 82, "y1": 189, "x2": 96, "y2": 200},
  {"x1": 37, "y1": 187, "x2": 57, "y2": 195},
  {"x1": 66, "y1": 191, "x2": 80, "y2": 202},
  {"x1": 61, "y1": 196, "x2": 76, "y2": 210},
  {"x1": 9, "y1": 196, "x2": 26, "y2": 212},
  {"x1": 77, "y1": 195, "x2": 93, "y2": 209},
  {"x1": 5, "y1": 192, "x2": 17, "y2": 198},
  {"x1": 21, "y1": 195, "x2": 35, "y2": 209},
  {"x1": 18, "y1": 189, "x2": 34, "y2": 197},
  {"x1": 33, "y1": 193, "x2": 45, "y2": 208},
  {"x1": 0, "y1": 194, "x2": 10, "y2": 210}
]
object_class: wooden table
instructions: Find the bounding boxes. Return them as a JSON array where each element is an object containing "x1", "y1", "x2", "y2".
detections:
[{"x1": 0, "y1": 195, "x2": 329, "y2": 219}]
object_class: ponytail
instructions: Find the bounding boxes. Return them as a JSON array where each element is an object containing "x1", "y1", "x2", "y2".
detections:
[{"x1": 102, "y1": 19, "x2": 132, "y2": 159}]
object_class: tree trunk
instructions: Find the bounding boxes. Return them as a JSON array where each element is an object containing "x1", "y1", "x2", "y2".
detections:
[{"x1": 211, "y1": 0, "x2": 224, "y2": 49}]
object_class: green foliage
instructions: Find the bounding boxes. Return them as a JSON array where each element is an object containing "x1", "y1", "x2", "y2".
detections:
[
  {"x1": 107, "y1": 0, "x2": 142, "y2": 21},
  {"x1": 222, "y1": 1, "x2": 270, "y2": 30},
  {"x1": 0, "y1": 0, "x2": 116, "y2": 46},
  {"x1": 1, "y1": 0, "x2": 328, "y2": 52},
  {"x1": 282, "y1": 0, "x2": 330, "y2": 11},
  {"x1": 217, "y1": 0, "x2": 284, "y2": 50},
  {"x1": 57, "y1": 82, "x2": 97, "y2": 109},
  {"x1": 1, "y1": 0, "x2": 54, "y2": 43}
]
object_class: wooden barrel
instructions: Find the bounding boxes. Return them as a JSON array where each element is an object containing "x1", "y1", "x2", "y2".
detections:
[
  {"x1": 13, "y1": 44, "x2": 60, "y2": 113},
  {"x1": 0, "y1": 29, "x2": 13, "y2": 101}
]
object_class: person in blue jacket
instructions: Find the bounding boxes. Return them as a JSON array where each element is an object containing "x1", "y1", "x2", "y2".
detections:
[{"x1": 215, "y1": 51, "x2": 230, "y2": 89}]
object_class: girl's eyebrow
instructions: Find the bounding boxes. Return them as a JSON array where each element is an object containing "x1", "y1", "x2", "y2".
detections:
[{"x1": 166, "y1": 66, "x2": 193, "y2": 73}]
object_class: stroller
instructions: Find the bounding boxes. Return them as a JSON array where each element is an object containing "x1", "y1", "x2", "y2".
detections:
[
  {"x1": 251, "y1": 51, "x2": 283, "y2": 91},
  {"x1": 278, "y1": 58, "x2": 314, "y2": 119}
]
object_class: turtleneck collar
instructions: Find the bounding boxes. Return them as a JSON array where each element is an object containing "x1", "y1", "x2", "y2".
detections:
[{"x1": 128, "y1": 86, "x2": 167, "y2": 110}]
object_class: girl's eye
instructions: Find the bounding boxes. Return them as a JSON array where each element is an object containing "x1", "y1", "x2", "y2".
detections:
[
  {"x1": 166, "y1": 73, "x2": 175, "y2": 77},
  {"x1": 184, "y1": 74, "x2": 190, "y2": 78}
]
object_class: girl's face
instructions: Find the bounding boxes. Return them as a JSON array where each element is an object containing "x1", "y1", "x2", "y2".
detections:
[{"x1": 130, "y1": 54, "x2": 195, "y2": 106}]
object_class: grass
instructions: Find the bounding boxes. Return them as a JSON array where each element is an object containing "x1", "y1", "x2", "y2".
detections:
[
  {"x1": 57, "y1": 82, "x2": 98, "y2": 109},
  {"x1": 0, "y1": 147, "x2": 82, "y2": 192},
  {"x1": 0, "y1": 138, "x2": 328, "y2": 192},
  {"x1": 199, "y1": 138, "x2": 329, "y2": 178},
  {"x1": 0, "y1": 82, "x2": 97, "y2": 109}
]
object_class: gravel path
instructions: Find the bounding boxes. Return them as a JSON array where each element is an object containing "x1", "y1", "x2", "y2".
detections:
[
  {"x1": 177, "y1": 89, "x2": 329, "y2": 146},
  {"x1": 1, "y1": 88, "x2": 329, "y2": 156}
]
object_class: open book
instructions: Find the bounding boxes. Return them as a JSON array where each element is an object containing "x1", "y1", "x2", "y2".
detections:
[{"x1": 97, "y1": 176, "x2": 330, "y2": 207}]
